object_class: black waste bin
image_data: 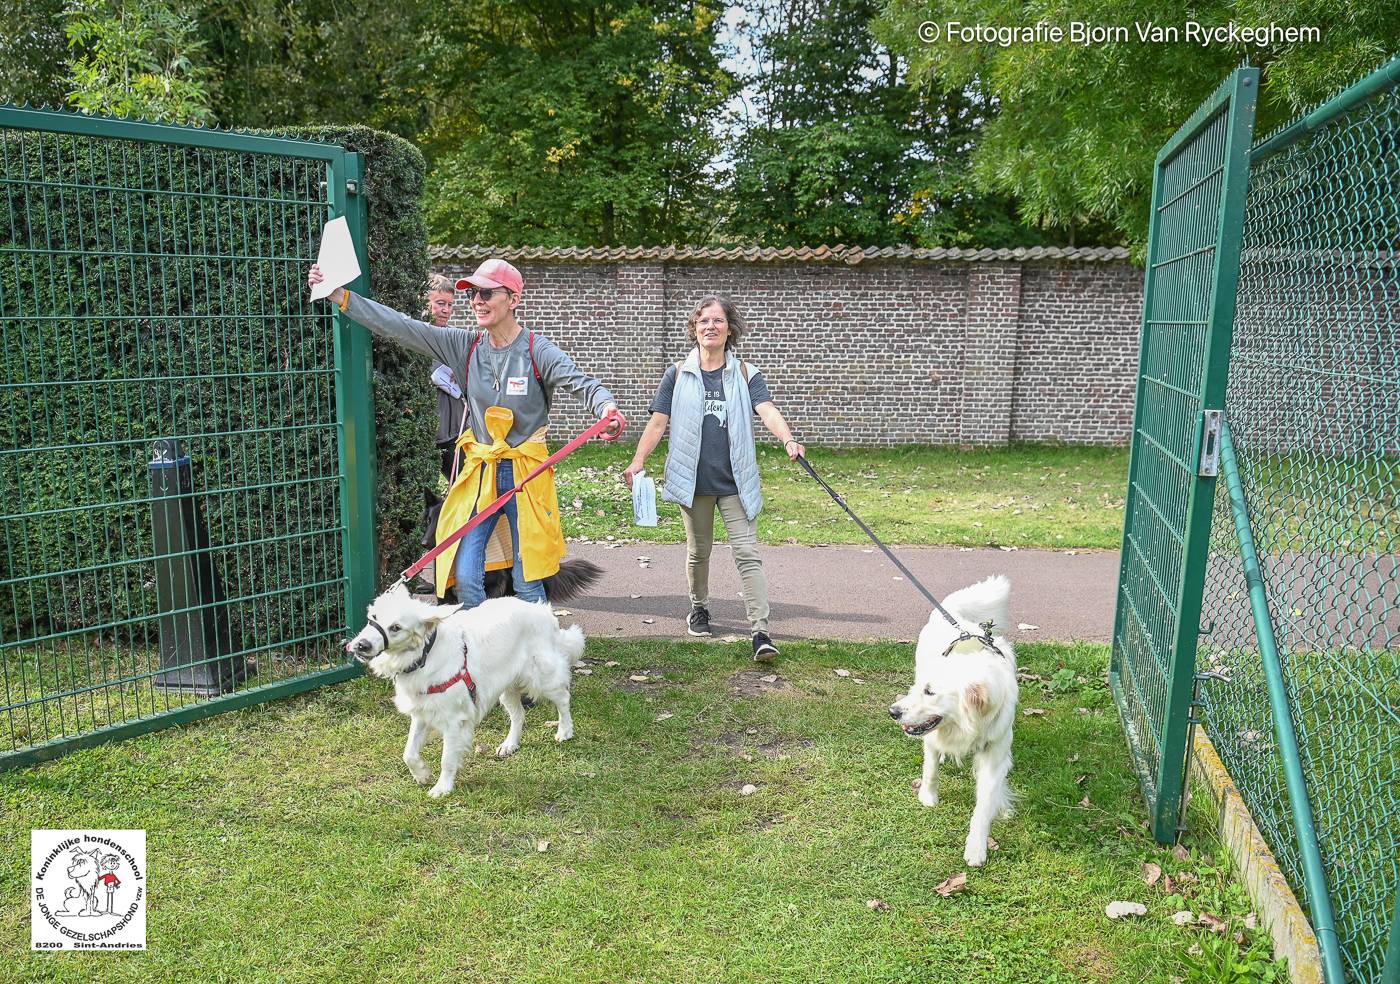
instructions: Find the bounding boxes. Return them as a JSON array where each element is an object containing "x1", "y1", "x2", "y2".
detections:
[{"x1": 148, "y1": 439, "x2": 245, "y2": 694}]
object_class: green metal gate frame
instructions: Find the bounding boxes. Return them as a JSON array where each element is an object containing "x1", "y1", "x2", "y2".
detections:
[
  {"x1": 1108, "y1": 67, "x2": 1259, "y2": 842},
  {"x1": 0, "y1": 107, "x2": 377, "y2": 769}
]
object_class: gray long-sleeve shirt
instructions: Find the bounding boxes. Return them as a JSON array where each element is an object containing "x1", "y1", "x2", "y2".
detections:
[{"x1": 345, "y1": 292, "x2": 615, "y2": 447}]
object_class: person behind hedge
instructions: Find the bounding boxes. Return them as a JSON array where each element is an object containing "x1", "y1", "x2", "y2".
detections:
[
  {"x1": 308, "y1": 258, "x2": 621, "y2": 609},
  {"x1": 622, "y1": 295, "x2": 804, "y2": 662},
  {"x1": 423, "y1": 274, "x2": 466, "y2": 480}
]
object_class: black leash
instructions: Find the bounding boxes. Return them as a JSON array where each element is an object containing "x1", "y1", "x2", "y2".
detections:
[{"x1": 793, "y1": 454, "x2": 1004, "y2": 657}]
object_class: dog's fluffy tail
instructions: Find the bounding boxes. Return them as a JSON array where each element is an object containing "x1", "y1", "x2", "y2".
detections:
[
  {"x1": 555, "y1": 623, "x2": 586, "y2": 665},
  {"x1": 942, "y1": 574, "x2": 1011, "y2": 634},
  {"x1": 543, "y1": 559, "x2": 603, "y2": 603}
]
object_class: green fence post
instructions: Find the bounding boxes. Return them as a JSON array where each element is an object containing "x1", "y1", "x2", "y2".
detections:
[
  {"x1": 331, "y1": 151, "x2": 377, "y2": 640},
  {"x1": 1217, "y1": 419, "x2": 1347, "y2": 983}
]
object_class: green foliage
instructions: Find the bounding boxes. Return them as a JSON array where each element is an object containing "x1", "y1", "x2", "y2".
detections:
[
  {"x1": 421, "y1": 1, "x2": 734, "y2": 246},
  {"x1": 875, "y1": 0, "x2": 1400, "y2": 249},
  {"x1": 271, "y1": 124, "x2": 439, "y2": 588},
  {"x1": 726, "y1": 0, "x2": 1059, "y2": 248},
  {"x1": 0, "y1": 120, "x2": 434, "y2": 647},
  {"x1": 0, "y1": 0, "x2": 70, "y2": 108},
  {"x1": 63, "y1": 0, "x2": 215, "y2": 125}
]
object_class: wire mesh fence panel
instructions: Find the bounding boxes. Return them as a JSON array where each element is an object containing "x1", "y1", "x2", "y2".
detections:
[
  {"x1": 1109, "y1": 68, "x2": 1259, "y2": 841},
  {"x1": 1199, "y1": 58, "x2": 1400, "y2": 984},
  {"x1": 0, "y1": 109, "x2": 369, "y2": 768}
]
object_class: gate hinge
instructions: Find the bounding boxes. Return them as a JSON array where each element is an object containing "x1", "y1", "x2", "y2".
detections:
[{"x1": 1197, "y1": 409, "x2": 1222, "y2": 477}]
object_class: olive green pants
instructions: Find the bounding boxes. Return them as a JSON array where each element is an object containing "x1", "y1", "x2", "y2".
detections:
[{"x1": 680, "y1": 494, "x2": 769, "y2": 634}]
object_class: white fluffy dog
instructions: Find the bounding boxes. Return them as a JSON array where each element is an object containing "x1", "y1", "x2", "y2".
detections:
[
  {"x1": 889, "y1": 575, "x2": 1018, "y2": 867},
  {"x1": 346, "y1": 584, "x2": 584, "y2": 797}
]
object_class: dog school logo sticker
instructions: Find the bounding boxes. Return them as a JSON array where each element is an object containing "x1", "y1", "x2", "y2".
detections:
[{"x1": 32, "y1": 829, "x2": 146, "y2": 951}]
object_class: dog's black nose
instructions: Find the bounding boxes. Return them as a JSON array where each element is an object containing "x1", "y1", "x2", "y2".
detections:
[{"x1": 889, "y1": 706, "x2": 903, "y2": 720}]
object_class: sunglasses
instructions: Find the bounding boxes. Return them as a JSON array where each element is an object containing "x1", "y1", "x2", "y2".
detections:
[{"x1": 467, "y1": 286, "x2": 513, "y2": 302}]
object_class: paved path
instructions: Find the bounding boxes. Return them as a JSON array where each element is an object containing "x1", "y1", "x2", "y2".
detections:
[{"x1": 556, "y1": 542, "x2": 1120, "y2": 645}]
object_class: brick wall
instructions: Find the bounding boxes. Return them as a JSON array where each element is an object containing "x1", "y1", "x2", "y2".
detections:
[{"x1": 428, "y1": 249, "x2": 1144, "y2": 447}]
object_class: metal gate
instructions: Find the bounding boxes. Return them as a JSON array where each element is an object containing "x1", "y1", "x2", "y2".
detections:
[
  {"x1": 0, "y1": 107, "x2": 377, "y2": 769},
  {"x1": 1108, "y1": 67, "x2": 1259, "y2": 842}
]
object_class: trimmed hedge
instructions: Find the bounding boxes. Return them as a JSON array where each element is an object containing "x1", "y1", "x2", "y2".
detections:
[{"x1": 0, "y1": 119, "x2": 437, "y2": 649}]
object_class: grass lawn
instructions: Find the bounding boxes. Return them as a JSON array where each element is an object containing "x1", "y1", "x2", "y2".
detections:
[
  {"x1": 1, "y1": 639, "x2": 1277, "y2": 983},
  {"x1": 552, "y1": 443, "x2": 1129, "y2": 549}
]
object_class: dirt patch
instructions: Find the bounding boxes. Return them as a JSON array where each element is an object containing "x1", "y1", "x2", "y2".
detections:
[
  {"x1": 700, "y1": 729, "x2": 814, "y2": 759},
  {"x1": 728, "y1": 670, "x2": 793, "y2": 698},
  {"x1": 610, "y1": 666, "x2": 679, "y2": 693}
]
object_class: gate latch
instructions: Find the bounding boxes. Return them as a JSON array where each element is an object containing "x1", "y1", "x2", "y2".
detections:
[{"x1": 1197, "y1": 409, "x2": 1222, "y2": 477}]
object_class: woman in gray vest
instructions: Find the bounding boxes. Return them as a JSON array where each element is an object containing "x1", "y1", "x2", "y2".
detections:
[{"x1": 623, "y1": 295, "x2": 804, "y2": 662}]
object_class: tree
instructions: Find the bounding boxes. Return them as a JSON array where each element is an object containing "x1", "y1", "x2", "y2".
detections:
[
  {"x1": 64, "y1": 0, "x2": 214, "y2": 125},
  {"x1": 196, "y1": 0, "x2": 435, "y2": 138},
  {"x1": 876, "y1": 0, "x2": 1400, "y2": 248},
  {"x1": 420, "y1": 0, "x2": 735, "y2": 247},
  {"x1": 0, "y1": 0, "x2": 70, "y2": 109},
  {"x1": 723, "y1": 0, "x2": 1066, "y2": 248}
]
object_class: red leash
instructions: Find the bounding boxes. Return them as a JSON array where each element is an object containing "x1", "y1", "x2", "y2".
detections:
[{"x1": 399, "y1": 409, "x2": 626, "y2": 584}]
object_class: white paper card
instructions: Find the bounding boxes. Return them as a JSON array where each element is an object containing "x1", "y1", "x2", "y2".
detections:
[
  {"x1": 632, "y1": 471, "x2": 658, "y2": 526},
  {"x1": 310, "y1": 216, "x2": 361, "y2": 300}
]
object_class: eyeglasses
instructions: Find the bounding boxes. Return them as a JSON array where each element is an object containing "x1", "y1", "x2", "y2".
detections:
[{"x1": 468, "y1": 286, "x2": 512, "y2": 302}]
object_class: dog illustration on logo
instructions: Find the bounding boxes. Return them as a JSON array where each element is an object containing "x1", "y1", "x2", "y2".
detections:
[{"x1": 56, "y1": 848, "x2": 104, "y2": 916}]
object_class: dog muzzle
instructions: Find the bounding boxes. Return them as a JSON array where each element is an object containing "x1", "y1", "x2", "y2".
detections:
[{"x1": 347, "y1": 619, "x2": 391, "y2": 663}]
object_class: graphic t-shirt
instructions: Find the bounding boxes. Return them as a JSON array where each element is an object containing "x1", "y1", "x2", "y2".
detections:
[{"x1": 650, "y1": 363, "x2": 772, "y2": 496}]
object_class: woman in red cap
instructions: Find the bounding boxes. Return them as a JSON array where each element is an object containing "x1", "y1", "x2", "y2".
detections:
[{"x1": 309, "y1": 258, "x2": 621, "y2": 608}]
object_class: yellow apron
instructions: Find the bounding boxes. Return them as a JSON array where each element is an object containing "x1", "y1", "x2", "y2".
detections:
[{"x1": 434, "y1": 406, "x2": 566, "y2": 597}]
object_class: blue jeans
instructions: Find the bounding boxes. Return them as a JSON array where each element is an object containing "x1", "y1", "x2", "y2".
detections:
[{"x1": 453, "y1": 460, "x2": 547, "y2": 609}]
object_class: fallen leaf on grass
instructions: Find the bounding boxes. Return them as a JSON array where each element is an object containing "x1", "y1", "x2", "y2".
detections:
[
  {"x1": 536, "y1": 840, "x2": 550, "y2": 853},
  {"x1": 1023, "y1": 707, "x2": 1047, "y2": 716},
  {"x1": 1243, "y1": 913, "x2": 1257, "y2": 930},
  {"x1": 1162, "y1": 875, "x2": 1175, "y2": 894},
  {"x1": 740, "y1": 784, "x2": 757, "y2": 796},
  {"x1": 759, "y1": 674, "x2": 778, "y2": 683},
  {"x1": 604, "y1": 660, "x2": 619, "y2": 667},
  {"x1": 1142, "y1": 862, "x2": 1162, "y2": 887},
  {"x1": 1079, "y1": 795, "x2": 1091, "y2": 807},
  {"x1": 987, "y1": 837, "x2": 999, "y2": 852},
  {"x1": 1197, "y1": 913, "x2": 1227, "y2": 934},
  {"x1": 1068, "y1": 753, "x2": 1081, "y2": 763},
  {"x1": 629, "y1": 675, "x2": 650, "y2": 682},
  {"x1": 553, "y1": 609, "x2": 572, "y2": 617},
  {"x1": 834, "y1": 668, "x2": 852, "y2": 678},
  {"x1": 1105, "y1": 901, "x2": 1147, "y2": 919},
  {"x1": 866, "y1": 898, "x2": 891, "y2": 911},
  {"x1": 655, "y1": 712, "x2": 674, "y2": 722},
  {"x1": 933, "y1": 873, "x2": 967, "y2": 897},
  {"x1": 1172, "y1": 844, "x2": 1190, "y2": 863},
  {"x1": 574, "y1": 667, "x2": 593, "y2": 676},
  {"x1": 1171, "y1": 910, "x2": 1195, "y2": 926}
]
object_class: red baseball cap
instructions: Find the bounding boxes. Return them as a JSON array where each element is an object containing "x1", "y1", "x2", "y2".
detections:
[{"x1": 456, "y1": 258, "x2": 523, "y2": 295}]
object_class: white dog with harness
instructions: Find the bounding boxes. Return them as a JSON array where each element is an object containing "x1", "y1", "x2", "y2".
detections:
[{"x1": 346, "y1": 584, "x2": 584, "y2": 797}]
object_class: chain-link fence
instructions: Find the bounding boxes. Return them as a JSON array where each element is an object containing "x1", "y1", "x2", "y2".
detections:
[{"x1": 1198, "y1": 58, "x2": 1399, "y2": 983}]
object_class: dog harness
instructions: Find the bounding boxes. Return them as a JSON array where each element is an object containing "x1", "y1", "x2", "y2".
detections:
[
  {"x1": 426, "y1": 647, "x2": 478, "y2": 701},
  {"x1": 370, "y1": 620, "x2": 479, "y2": 703}
]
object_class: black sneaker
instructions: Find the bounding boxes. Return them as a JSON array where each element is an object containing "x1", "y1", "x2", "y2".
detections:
[
  {"x1": 752, "y1": 632, "x2": 779, "y2": 662},
  {"x1": 687, "y1": 606, "x2": 712, "y2": 636}
]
